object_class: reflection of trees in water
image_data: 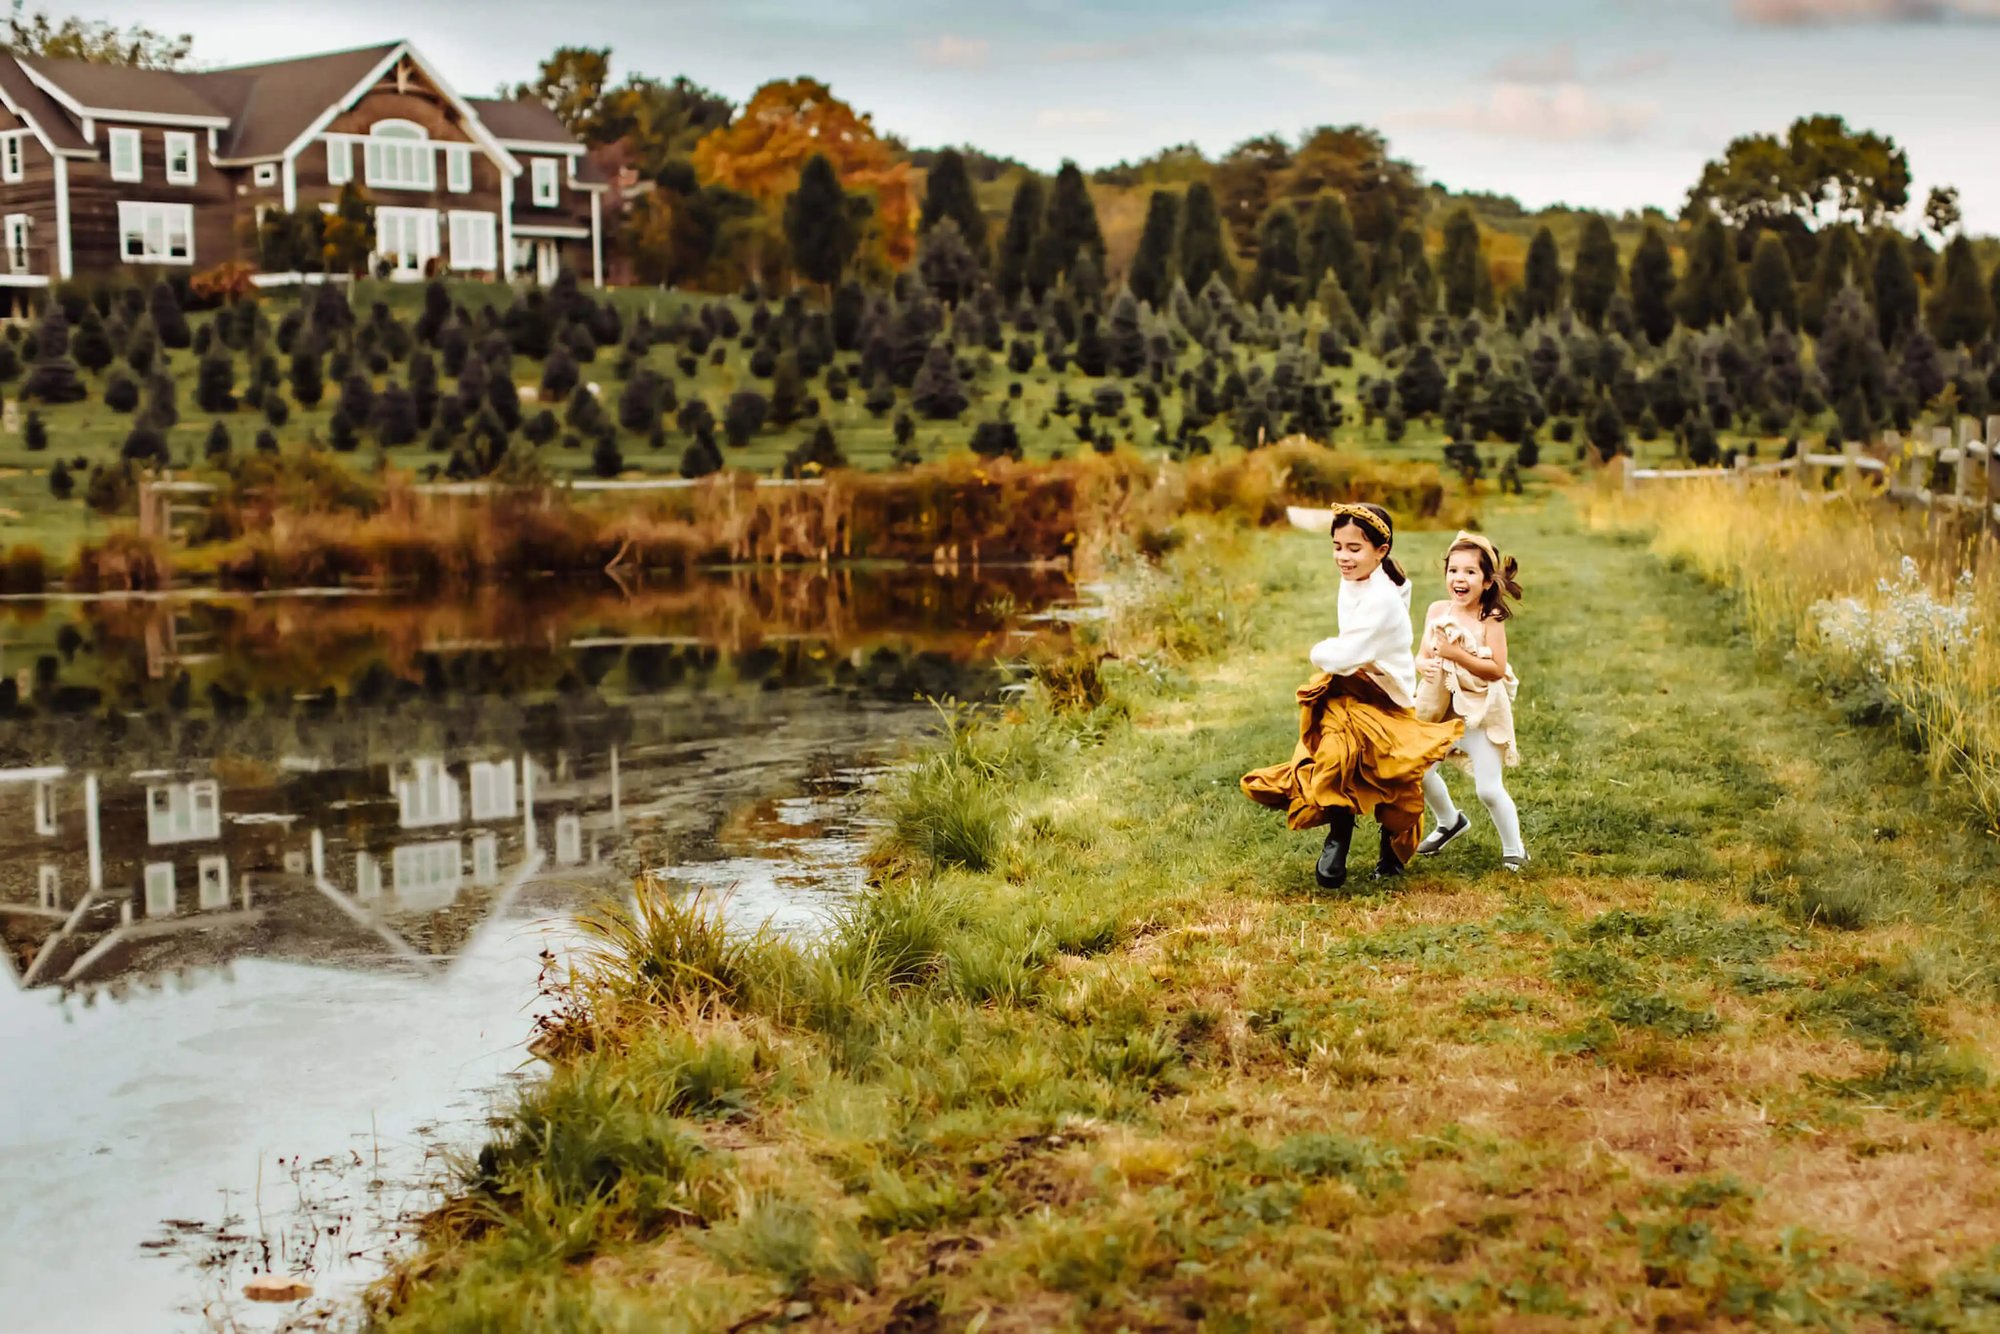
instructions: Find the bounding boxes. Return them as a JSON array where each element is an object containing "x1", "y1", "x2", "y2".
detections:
[{"x1": 0, "y1": 565, "x2": 1071, "y2": 736}]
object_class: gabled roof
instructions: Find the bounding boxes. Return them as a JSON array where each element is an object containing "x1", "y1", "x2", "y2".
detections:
[
  {"x1": 190, "y1": 43, "x2": 401, "y2": 161},
  {"x1": 15, "y1": 52, "x2": 230, "y2": 123},
  {"x1": 0, "y1": 56, "x2": 90, "y2": 155},
  {"x1": 466, "y1": 96, "x2": 574, "y2": 148}
]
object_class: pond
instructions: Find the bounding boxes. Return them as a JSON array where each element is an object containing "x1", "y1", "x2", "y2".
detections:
[{"x1": 0, "y1": 565, "x2": 1072, "y2": 1333}]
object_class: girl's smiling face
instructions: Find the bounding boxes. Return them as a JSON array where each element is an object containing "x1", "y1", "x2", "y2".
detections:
[
  {"x1": 1446, "y1": 550, "x2": 1489, "y2": 608},
  {"x1": 1331, "y1": 525, "x2": 1386, "y2": 581}
]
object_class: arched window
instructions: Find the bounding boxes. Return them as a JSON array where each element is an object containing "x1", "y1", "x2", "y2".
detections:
[{"x1": 365, "y1": 118, "x2": 434, "y2": 190}]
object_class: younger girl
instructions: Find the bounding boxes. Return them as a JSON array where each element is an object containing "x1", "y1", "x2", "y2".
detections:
[
  {"x1": 1242, "y1": 504, "x2": 1463, "y2": 889},
  {"x1": 1413, "y1": 532, "x2": 1526, "y2": 870}
]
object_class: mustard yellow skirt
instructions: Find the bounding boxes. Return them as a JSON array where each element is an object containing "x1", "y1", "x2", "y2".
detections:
[{"x1": 1241, "y1": 673, "x2": 1464, "y2": 865}]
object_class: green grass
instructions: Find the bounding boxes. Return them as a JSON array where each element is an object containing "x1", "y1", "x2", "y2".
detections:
[{"x1": 372, "y1": 498, "x2": 2000, "y2": 1331}]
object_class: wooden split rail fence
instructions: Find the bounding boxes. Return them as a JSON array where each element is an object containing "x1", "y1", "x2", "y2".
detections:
[{"x1": 1618, "y1": 414, "x2": 2000, "y2": 531}]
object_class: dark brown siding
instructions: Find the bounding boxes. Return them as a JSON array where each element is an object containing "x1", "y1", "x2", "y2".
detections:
[
  {"x1": 0, "y1": 127, "x2": 64, "y2": 277},
  {"x1": 70, "y1": 120, "x2": 235, "y2": 273}
]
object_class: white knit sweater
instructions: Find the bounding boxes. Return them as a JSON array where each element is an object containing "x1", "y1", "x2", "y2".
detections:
[{"x1": 1307, "y1": 566, "x2": 1418, "y2": 708}]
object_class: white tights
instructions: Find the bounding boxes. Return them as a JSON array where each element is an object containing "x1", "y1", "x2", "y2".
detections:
[{"x1": 1423, "y1": 729, "x2": 1524, "y2": 858}]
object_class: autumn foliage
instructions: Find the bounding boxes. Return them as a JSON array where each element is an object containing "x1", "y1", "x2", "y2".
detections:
[{"x1": 692, "y1": 78, "x2": 916, "y2": 266}]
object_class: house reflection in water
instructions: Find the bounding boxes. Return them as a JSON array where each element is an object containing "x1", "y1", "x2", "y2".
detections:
[{"x1": 0, "y1": 746, "x2": 626, "y2": 997}]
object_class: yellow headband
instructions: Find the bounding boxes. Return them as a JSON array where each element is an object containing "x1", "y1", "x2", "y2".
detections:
[
  {"x1": 1449, "y1": 530, "x2": 1500, "y2": 567},
  {"x1": 1329, "y1": 503, "x2": 1391, "y2": 546}
]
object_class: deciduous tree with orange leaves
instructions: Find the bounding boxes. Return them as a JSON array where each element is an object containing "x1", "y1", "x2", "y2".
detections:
[{"x1": 691, "y1": 78, "x2": 915, "y2": 267}]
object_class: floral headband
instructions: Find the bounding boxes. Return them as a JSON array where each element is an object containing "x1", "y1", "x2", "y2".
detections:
[{"x1": 1329, "y1": 503, "x2": 1391, "y2": 546}]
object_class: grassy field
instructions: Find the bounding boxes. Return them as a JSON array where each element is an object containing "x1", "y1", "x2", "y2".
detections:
[
  {"x1": 0, "y1": 279, "x2": 1799, "y2": 570},
  {"x1": 372, "y1": 500, "x2": 2000, "y2": 1331}
]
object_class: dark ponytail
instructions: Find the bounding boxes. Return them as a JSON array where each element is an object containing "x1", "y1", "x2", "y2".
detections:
[{"x1": 1329, "y1": 503, "x2": 1405, "y2": 585}]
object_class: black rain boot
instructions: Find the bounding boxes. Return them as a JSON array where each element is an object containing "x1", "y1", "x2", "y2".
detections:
[
  {"x1": 1315, "y1": 810, "x2": 1356, "y2": 890},
  {"x1": 1373, "y1": 824, "x2": 1406, "y2": 881}
]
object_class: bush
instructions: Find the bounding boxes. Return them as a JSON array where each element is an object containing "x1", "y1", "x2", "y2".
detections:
[
  {"x1": 19, "y1": 358, "x2": 86, "y2": 404},
  {"x1": 203, "y1": 420, "x2": 231, "y2": 460},
  {"x1": 591, "y1": 433, "x2": 624, "y2": 477},
  {"x1": 724, "y1": 390, "x2": 768, "y2": 447},
  {"x1": 783, "y1": 422, "x2": 847, "y2": 477},
  {"x1": 523, "y1": 408, "x2": 559, "y2": 446},
  {"x1": 255, "y1": 428, "x2": 278, "y2": 453},
  {"x1": 119, "y1": 424, "x2": 169, "y2": 466},
  {"x1": 48, "y1": 459, "x2": 73, "y2": 500},
  {"x1": 328, "y1": 408, "x2": 359, "y2": 452},
  {"x1": 540, "y1": 343, "x2": 579, "y2": 402},
  {"x1": 195, "y1": 351, "x2": 237, "y2": 412},
  {"x1": 23, "y1": 409, "x2": 47, "y2": 452},
  {"x1": 680, "y1": 429, "x2": 723, "y2": 478},
  {"x1": 264, "y1": 393, "x2": 290, "y2": 429}
]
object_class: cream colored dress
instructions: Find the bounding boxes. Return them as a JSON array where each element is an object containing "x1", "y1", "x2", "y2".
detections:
[{"x1": 1418, "y1": 611, "x2": 1519, "y2": 768}]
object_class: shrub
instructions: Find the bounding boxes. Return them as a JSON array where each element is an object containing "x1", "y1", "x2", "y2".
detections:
[
  {"x1": 119, "y1": 424, "x2": 169, "y2": 466},
  {"x1": 591, "y1": 433, "x2": 624, "y2": 477},
  {"x1": 24, "y1": 409, "x2": 47, "y2": 452},
  {"x1": 203, "y1": 421, "x2": 231, "y2": 460},
  {"x1": 195, "y1": 351, "x2": 237, "y2": 412},
  {"x1": 724, "y1": 390, "x2": 768, "y2": 446},
  {"x1": 48, "y1": 459, "x2": 73, "y2": 500}
]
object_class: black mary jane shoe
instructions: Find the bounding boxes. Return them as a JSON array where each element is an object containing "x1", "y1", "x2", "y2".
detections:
[
  {"x1": 1416, "y1": 811, "x2": 1471, "y2": 858},
  {"x1": 1315, "y1": 811, "x2": 1356, "y2": 891}
]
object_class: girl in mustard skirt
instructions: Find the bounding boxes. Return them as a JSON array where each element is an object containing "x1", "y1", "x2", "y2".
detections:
[{"x1": 1241, "y1": 504, "x2": 1463, "y2": 889}]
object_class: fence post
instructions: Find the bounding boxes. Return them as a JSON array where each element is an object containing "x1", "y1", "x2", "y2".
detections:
[
  {"x1": 1841, "y1": 439, "x2": 1861, "y2": 494},
  {"x1": 1732, "y1": 454, "x2": 1750, "y2": 493},
  {"x1": 1882, "y1": 430, "x2": 1908, "y2": 498},
  {"x1": 1957, "y1": 418, "x2": 1981, "y2": 513}
]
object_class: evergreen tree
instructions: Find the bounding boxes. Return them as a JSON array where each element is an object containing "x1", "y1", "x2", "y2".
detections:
[
  {"x1": 784, "y1": 152, "x2": 857, "y2": 290},
  {"x1": 338, "y1": 370, "x2": 373, "y2": 425},
  {"x1": 1628, "y1": 227, "x2": 1677, "y2": 345},
  {"x1": 48, "y1": 458, "x2": 71, "y2": 499},
  {"x1": 995, "y1": 175, "x2": 1045, "y2": 301},
  {"x1": 540, "y1": 344, "x2": 579, "y2": 402},
  {"x1": 679, "y1": 427, "x2": 723, "y2": 479},
  {"x1": 104, "y1": 370, "x2": 139, "y2": 413},
  {"x1": 1303, "y1": 192, "x2": 1364, "y2": 315},
  {"x1": 150, "y1": 281, "x2": 190, "y2": 348},
  {"x1": 1247, "y1": 203, "x2": 1304, "y2": 309},
  {"x1": 1818, "y1": 284, "x2": 1888, "y2": 418},
  {"x1": 486, "y1": 368, "x2": 522, "y2": 431},
  {"x1": 23, "y1": 409, "x2": 46, "y2": 452},
  {"x1": 1567, "y1": 218, "x2": 1615, "y2": 330},
  {"x1": 1129, "y1": 190, "x2": 1179, "y2": 308},
  {"x1": 1804, "y1": 225, "x2": 1867, "y2": 336},
  {"x1": 1870, "y1": 231, "x2": 1921, "y2": 348},
  {"x1": 918, "y1": 148, "x2": 987, "y2": 254},
  {"x1": 327, "y1": 408, "x2": 359, "y2": 452},
  {"x1": 723, "y1": 390, "x2": 767, "y2": 446},
  {"x1": 1040, "y1": 160, "x2": 1105, "y2": 288},
  {"x1": 1747, "y1": 233, "x2": 1798, "y2": 331},
  {"x1": 1587, "y1": 395, "x2": 1626, "y2": 458},
  {"x1": 1106, "y1": 288, "x2": 1147, "y2": 377},
  {"x1": 1439, "y1": 207, "x2": 1483, "y2": 318},
  {"x1": 72, "y1": 307, "x2": 113, "y2": 373},
  {"x1": 1673, "y1": 217, "x2": 1740, "y2": 329},
  {"x1": 1522, "y1": 226, "x2": 1563, "y2": 321},
  {"x1": 916, "y1": 218, "x2": 980, "y2": 306},
  {"x1": 1178, "y1": 180, "x2": 1233, "y2": 295},
  {"x1": 195, "y1": 351, "x2": 237, "y2": 412},
  {"x1": 203, "y1": 420, "x2": 231, "y2": 460},
  {"x1": 910, "y1": 341, "x2": 969, "y2": 419},
  {"x1": 591, "y1": 432, "x2": 624, "y2": 478},
  {"x1": 1926, "y1": 234, "x2": 1994, "y2": 349},
  {"x1": 416, "y1": 280, "x2": 451, "y2": 345}
]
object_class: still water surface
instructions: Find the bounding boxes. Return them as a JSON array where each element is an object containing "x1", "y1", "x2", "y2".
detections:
[{"x1": 0, "y1": 567, "x2": 1068, "y2": 1333}]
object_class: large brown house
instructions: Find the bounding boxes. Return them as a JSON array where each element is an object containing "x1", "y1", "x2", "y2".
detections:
[{"x1": 0, "y1": 39, "x2": 607, "y2": 290}]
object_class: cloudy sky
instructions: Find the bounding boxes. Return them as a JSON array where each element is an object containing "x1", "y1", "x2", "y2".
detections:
[{"x1": 57, "y1": 0, "x2": 2000, "y2": 230}]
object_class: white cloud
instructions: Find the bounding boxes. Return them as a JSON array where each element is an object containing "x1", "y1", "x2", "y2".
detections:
[
  {"x1": 916, "y1": 35, "x2": 989, "y2": 68},
  {"x1": 1401, "y1": 83, "x2": 1659, "y2": 144},
  {"x1": 1598, "y1": 49, "x2": 1673, "y2": 80},
  {"x1": 1032, "y1": 107, "x2": 1120, "y2": 130}
]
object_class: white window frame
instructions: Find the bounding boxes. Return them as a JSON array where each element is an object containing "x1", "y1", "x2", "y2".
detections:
[
  {"x1": 397, "y1": 756, "x2": 461, "y2": 827},
  {"x1": 197, "y1": 855, "x2": 230, "y2": 910},
  {"x1": 326, "y1": 138, "x2": 351, "y2": 186},
  {"x1": 393, "y1": 839, "x2": 463, "y2": 911},
  {"x1": 531, "y1": 157, "x2": 558, "y2": 207},
  {"x1": 109, "y1": 127, "x2": 142, "y2": 182},
  {"x1": 447, "y1": 210, "x2": 496, "y2": 272},
  {"x1": 363, "y1": 119, "x2": 434, "y2": 191},
  {"x1": 468, "y1": 758, "x2": 516, "y2": 820},
  {"x1": 554, "y1": 813, "x2": 582, "y2": 865},
  {"x1": 146, "y1": 778, "x2": 219, "y2": 843},
  {"x1": 144, "y1": 862, "x2": 176, "y2": 916},
  {"x1": 354, "y1": 850, "x2": 381, "y2": 902},
  {"x1": 375, "y1": 205, "x2": 438, "y2": 278},
  {"x1": 117, "y1": 201, "x2": 194, "y2": 266},
  {"x1": 253, "y1": 162, "x2": 278, "y2": 187},
  {"x1": 1, "y1": 135, "x2": 22, "y2": 184},
  {"x1": 164, "y1": 130, "x2": 196, "y2": 186},
  {"x1": 471, "y1": 832, "x2": 498, "y2": 887},
  {"x1": 445, "y1": 145, "x2": 471, "y2": 193}
]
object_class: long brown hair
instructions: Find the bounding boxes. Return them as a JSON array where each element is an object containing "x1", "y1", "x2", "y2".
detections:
[
  {"x1": 1330, "y1": 503, "x2": 1406, "y2": 585},
  {"x1": 1445, "y1": 534, "x2": 1523, "y2": 621}
]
